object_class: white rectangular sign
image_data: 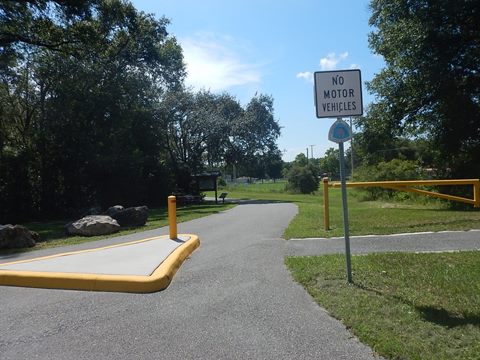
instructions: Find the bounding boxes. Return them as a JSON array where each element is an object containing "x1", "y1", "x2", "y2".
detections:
[{"x1": 314, "y1": 69, "x2": 363, "y2": 118}]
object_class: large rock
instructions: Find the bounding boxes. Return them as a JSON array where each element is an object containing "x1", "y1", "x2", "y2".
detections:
[
  {"x1": 104, "y1": 205, "x2": 124, "y2": 217},
  {"x1": 111, "y1": 206, "x2": 149, "y2": 227},
  {"x1": 0, "y1": 224, "x2": 39, "y2": 249},
  {"x1": 65, "y1": 215, "x2": 120, "y2": 236}
]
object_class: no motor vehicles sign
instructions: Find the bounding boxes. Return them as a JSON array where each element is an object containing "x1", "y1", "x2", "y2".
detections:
[{"x1": 314, "y1": 69, "x2": 363, "y2": 118}]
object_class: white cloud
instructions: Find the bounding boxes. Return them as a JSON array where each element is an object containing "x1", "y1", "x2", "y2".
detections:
[
  {"x1": 319, "y1": 52, "x2": 349, "y2": 71},
  {"x1": 296, "y1": 51, "x2": 352, "y2": 84},
  {"x1": 296, "y1": 71, "x2": 314, "y2": 83},
  {"x1": 180, "y1": 35, "x2": 261, "y2": 92}
]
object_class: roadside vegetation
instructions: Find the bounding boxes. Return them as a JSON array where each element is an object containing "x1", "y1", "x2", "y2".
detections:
[
  {"x1": 0, "y1": 202, "x2": 234, "y2": 255},
  {"x1": 286, "y1": 252, "x2": 480, "y2": 359},
  {"x1": 216, "y1": 181, "x2": 480, "y2": 239}
]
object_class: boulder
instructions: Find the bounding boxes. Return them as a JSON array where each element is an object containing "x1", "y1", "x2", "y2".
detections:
[
  {"x1": 0, "y1": 224, "x2": 39, "y2": 249},
  {"x1": 111, "y1": 206, "x2": 149, "y2": 227},
  {"x1": 65, "y1": 215, "x2": 120, "y2": 236},
  {"x1": 104, "y1": 205, "x2": 124, "y2": 217}
]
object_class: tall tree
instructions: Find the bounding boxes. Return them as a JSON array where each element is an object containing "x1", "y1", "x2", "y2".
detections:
[
  {"x1": 159, "y1": 89, "x2": 238, "y2": 190},
  {"x1": 225, "y1": 94, "x2": 281, "y2": 177},
  {"x1": 0, "y1": 0, "x2": 99, "y2": 75},
  {"x1": 0, "y1": 0, "x2": 185, "y2": 221},
  {"x1": 359, "y1": 0, "x2": 480, "y2": 177}
]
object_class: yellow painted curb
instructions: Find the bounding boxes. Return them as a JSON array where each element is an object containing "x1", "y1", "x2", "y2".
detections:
[{"x1": 0, "y1": 234, "x2": 200, "y2": 293}]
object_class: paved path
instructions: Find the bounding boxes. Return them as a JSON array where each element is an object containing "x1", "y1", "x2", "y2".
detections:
[
  {"x1": 3, "y1": 202, "x2": 479, "y2": 360},
  {"x1": 287, "y1": 230, "x2": 480, "y2": 256},
  {"x1": 0, "y1": 201, "x2": 381, "y2": 360}
]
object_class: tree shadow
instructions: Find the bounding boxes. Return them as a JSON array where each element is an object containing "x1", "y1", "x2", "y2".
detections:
[{"x1": 416, "y1": 306, "x2": 480, "y2": 328}]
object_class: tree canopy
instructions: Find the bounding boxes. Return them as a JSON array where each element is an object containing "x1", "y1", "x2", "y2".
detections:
[
  {"x1": 356, "y1": 0, "x2": 480, "y2": 178},
  {"x1": 0, "y1": 0, "x2": 282, "y2": 223}
]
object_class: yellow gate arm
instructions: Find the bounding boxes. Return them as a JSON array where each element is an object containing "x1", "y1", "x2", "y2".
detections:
[{"x1": 330, "y1": 179, "x2": 480, "y2": 208}]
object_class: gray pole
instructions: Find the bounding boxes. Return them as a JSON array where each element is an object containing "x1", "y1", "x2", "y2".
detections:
[
  {"x1": 310, "y1": 145, "x2": 315, "y2": 160},
  {"x1": 350, "y1": 117, "x2": 354, "y2": 181},
  {"x1": 338, "y1": 127, "x2": 353, "y2": 283}
]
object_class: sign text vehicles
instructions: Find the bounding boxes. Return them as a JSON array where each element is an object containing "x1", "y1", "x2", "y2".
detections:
[{"x1": 314, "y1": 69, "x2": 363, "y2": 118}]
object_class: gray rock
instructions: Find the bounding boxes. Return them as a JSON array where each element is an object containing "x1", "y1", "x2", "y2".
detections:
[
  {"x1": 65, "y1": 215, "x2": 120, "y2": 237},
  {"x1": 105, "y1": 205, "x2": 124, "y2": 217},
  {"x1": 0, "y1": 224, "x2": 39, "y2": 249},
  {"x1": 111, "y1": 206, "x2": 149, "y2": 227}
]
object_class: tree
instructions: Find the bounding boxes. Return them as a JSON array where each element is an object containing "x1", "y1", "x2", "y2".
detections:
[
  {"x1": 319, "y1": 148, "x2": 340, "y2": 180},
  {"x1": 238, "y1": 149, "x2": 284, "y2": 182},
  {"x1": 264, "y1": 149, "x2": 284, "y2": 181},
  {"x1": 360, "y1": 0, "x2": 480, "y2": 178},
  {"x1": 159, "y1": 89, "x2": 237, "y2": 190},
  {"x1": 160, "y1": 90, "x2": 282, "y2": 188},
  {"x1": 0, "y1": 1, "x2": 99, "y2": 76},
  {"x1": 0, "y1": 0, "x2": 185, "y2": 221},
  {"x1": 225, "y1": 94, "x2": 281, "y2": 177}
]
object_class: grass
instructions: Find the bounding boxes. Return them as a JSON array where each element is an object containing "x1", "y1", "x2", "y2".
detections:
[
  {"x1": 7, "y1": 180, "x2": 480, "y2": 252},
  {"x1": 1, "y1": 201, "x2": 235, "y2": 255},
  {"x1": 215, "y1": 181, "x2": 480, "y2": 238},
  {"x1": 286, "y1": 251, "x2": 480, "y2": 360},
  {"x1": 221, "y1": 180, "x2": 287, "y2": 193}
]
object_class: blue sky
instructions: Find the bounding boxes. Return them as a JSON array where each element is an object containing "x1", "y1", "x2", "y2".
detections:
[{"x1": 131, "y1": 0, "x2": 385, "y2": 161}]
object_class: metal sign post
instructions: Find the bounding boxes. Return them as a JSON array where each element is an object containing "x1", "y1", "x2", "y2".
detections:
[
  {"x1": 338, "y1": 140, "x2": 352, "y2": 283},
  {"x1": 314, "y1": 70, "x2": 362, "y2": 284},
  {"x1": 328, "y1": 118, "x2": 353, "y2": 283}
]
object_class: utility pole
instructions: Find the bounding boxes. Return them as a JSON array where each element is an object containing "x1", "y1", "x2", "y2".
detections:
[
  {"x1": 310, "y1": 145, "x2": 315, "y2": 161},
  {"x1": 306, "y1": 147, "x2": 309, "y2": 160}
]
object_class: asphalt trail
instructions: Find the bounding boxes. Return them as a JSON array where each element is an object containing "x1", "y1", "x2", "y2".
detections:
[{"x1": 0, "y1": 202, "x2": 381, "y2": 360}]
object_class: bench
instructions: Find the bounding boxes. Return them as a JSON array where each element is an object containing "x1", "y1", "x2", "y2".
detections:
[{"x1": 219, "y1": 192, "x2": 228, "y2": 203}]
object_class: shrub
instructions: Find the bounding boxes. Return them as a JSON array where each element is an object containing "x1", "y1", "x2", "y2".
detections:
[
  {"x1": 354, "y1": 159, "x2": 426, "y2": 201},
  {"x1": 286, "y1": 164, "x2": 319, "y2": 194},
  {"x1": 217, "y1": 177, "x2": 227, "y2": 188}
]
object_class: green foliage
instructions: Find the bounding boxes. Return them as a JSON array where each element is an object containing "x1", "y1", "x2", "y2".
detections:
[
  {"x1": 318, "y1": 148, "x2": 340, "y2": 180},
  {"x1": 224, "y1": 94, "x2": 281, "y2": 177},
  {"x1": 2, "y1": 201, "x2": 235, "y2": 254},
  {"x1": 0, "y1": 1, "x2": 283, "y2": 223},
  {"x1": 220, "y1": 180, "x2": 286, "y2": 194},
  {"x1": 217, "y1": 177, "x2": 227, "y2": 188},
  {"x1": 354, "y1": 159, "x2": 426, "y2": 201},
  {"x1": 358, "y1": 0, "x2": 480, "y2": 179},
  {"x1": 1, "y1": 1, "x2": 185, "y2": 222},
  {"x1": 285, "y1": 154, "x2": 319, "y2": 194},
  {"x1": 159, "y1": 90, "x2": 282, "y2": 190},
  {"x1": 218, "y1": 185, "x2": 480, "y2": 239}
]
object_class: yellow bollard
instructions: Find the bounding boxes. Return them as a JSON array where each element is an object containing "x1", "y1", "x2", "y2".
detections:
[
  {"x1": 474, "y1": 181, "x2": 480, "y2": 208},
  {"x1": 168, "y1": 196, "x2": 177, "y2": 239},
  {"x1": 323, "y1": 177, "x2": 330, "y2": 230}
]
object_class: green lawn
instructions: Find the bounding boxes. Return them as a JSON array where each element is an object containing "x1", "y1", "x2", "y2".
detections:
[
  {"x1": 1, "y1": 201, "x2": 234, "y2": 254},
  {"x1": 217, "y1": 182, "x2": 480, "y2": 238},
  {"x1": 286, "y1": 252, "x2": 480, "y2": 360},
  {"x1": 7, "y1": 180, "x2": 480, "y2": 252}
]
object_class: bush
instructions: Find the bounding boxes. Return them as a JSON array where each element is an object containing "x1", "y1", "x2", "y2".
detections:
[
  {"x1": 286, "y1": 164, "x2": 319, "y2": 194},
  {"x1": 217, "y1": 177, "x2": 227, "y2": 188},
  {"x1": 354, "y1": 159, "x2": 426, "y2": 201}
]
